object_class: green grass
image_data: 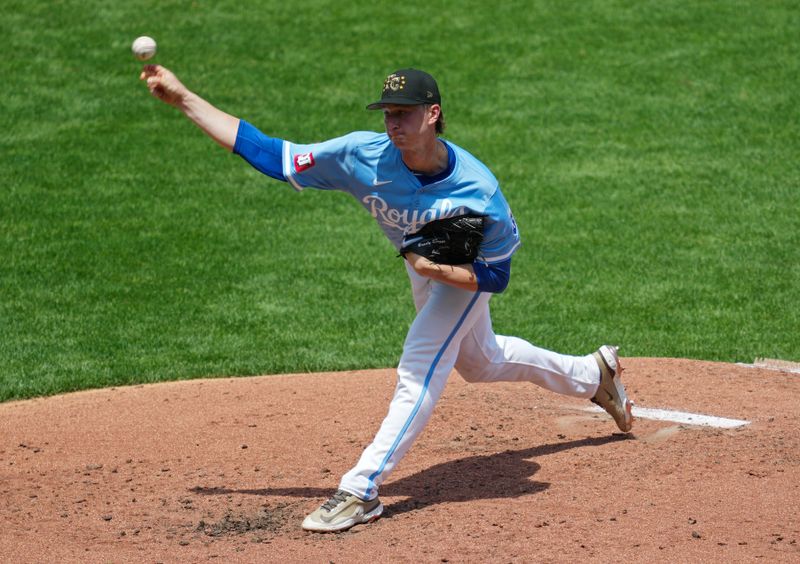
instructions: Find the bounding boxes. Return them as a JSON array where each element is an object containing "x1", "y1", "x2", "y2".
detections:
[{"x1": 1, "y1": 0, "x2": 798, "y2": 401}]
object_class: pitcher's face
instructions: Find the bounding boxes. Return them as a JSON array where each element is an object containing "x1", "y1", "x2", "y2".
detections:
[{"x1": 382, "y1": 104, "x2": 440, "y2": 150}]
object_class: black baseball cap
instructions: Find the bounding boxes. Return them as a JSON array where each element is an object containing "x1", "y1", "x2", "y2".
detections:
[{"x1": 366, "y1": 68, "x2": 441, "y2": 110}]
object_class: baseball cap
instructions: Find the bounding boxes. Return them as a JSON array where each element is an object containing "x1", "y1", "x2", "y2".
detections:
[{"x1": 366, "y1": 68, "x2": 441, "y2": 110}]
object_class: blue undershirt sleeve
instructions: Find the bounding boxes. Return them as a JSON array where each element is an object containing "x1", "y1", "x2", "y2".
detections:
[
  {"x1": 233, "y1": 120, "x2": 287, "y2": 182},
  {"x1": 473, "y1": 258, "x2": 511, "y2": 293}
]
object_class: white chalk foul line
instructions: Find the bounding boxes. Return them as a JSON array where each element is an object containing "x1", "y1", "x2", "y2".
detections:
[{"x1": 584, "y1": 405, "x2": 750, "y2": 429}]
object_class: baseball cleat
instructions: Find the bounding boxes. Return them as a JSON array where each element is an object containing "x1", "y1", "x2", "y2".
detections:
[
  {"x1": 591, "y1": 345, "x2": 634, "y2": 433},
  {"x1": 301, "y1": 489, "x2": 383, "y2": 533}
]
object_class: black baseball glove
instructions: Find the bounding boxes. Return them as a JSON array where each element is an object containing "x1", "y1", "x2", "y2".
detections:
[{"x1": 399, "y1": 214, "x2": 486, "y2": 265}]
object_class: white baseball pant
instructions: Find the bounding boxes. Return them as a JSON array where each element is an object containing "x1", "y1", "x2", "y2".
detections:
[{"x1": 338, "y1": 263, "x2": 601, "y2": 500}]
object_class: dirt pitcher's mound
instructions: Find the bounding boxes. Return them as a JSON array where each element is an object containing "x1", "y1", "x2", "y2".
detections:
[{"x1": 1, "y1": 358, "x2": 798, "y2": 562}]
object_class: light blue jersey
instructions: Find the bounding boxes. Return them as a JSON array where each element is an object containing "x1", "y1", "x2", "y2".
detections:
[{"x1": 282, "y1": 132, "x2": 520, "y2": 264}]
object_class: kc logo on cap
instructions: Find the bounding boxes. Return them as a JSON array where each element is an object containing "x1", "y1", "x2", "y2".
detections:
[{"x1": 383, "y1": 73, "x2": 407, "y2": 93}]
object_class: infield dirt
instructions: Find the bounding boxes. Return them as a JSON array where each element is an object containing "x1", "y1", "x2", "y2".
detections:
[{"x1": 1, "y1": 358, "x2": 798, "y2": 562}]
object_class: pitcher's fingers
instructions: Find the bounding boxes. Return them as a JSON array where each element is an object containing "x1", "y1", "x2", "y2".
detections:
[{"x1": 140, "y1": 64, "x2": 162, "y2": 78}]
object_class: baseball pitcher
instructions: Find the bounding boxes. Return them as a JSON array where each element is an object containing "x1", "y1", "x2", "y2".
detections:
[{"x1": 140, "y1": 65, "x2": 634, "y2": 533}]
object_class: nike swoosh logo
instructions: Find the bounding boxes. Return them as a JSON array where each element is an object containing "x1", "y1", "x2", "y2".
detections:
[
  {"x1": 372, "y1": 178, "x2": 392, "y2": 186},
  {"x1": 402, "y1": 236, "x2": 424, "y2": 247}
]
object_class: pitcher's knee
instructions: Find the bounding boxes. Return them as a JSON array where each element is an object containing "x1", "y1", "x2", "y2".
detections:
[{"x1": 455, "y1": 364, "x2": 484, "y2": 383}]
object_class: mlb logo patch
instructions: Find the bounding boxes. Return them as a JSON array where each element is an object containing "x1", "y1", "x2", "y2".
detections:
[{"x1": 294, "y1": 152, "x2": 315, "y2": 172}]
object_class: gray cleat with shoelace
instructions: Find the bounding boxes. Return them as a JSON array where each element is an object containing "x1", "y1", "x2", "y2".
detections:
[{"x1": 302, "y1": 489, "x2": 383, "y2": 533}]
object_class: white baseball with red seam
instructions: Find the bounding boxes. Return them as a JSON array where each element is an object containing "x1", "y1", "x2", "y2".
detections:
[{"x1": 132, "y1": 36, "x2": 157, "y2": 61}]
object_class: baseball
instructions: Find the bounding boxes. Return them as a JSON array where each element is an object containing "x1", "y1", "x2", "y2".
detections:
[{"x1": 132, "y1": 36, "x2": 157, "y2": 61}]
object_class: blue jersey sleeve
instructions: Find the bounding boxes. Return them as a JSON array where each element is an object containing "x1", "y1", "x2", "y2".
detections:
[
  {"x1": 447, "y1": 142, "x2": 521, "y2": 264},
  {"x1": 283, "y1": 133, "x2": 376, "y2": 191},
  {"x1": 478, "y1": 189, "x2": 521, "y2": 263},
  {"x1": 233, "y1": 120, "x2": 287, "y2": 182},
  {"x1": 473, "y1": 258, "x2": 511, "y2": 293}
]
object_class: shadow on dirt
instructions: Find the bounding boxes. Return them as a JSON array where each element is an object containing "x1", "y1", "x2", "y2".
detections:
[{"x1": 191, "y1": 434, "x2": 629, "y2": 517}]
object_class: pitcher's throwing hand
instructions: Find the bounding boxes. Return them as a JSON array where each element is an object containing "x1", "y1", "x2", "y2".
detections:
[{"x1": 140, "y1": 65, "x2": 189, "y2": 107}]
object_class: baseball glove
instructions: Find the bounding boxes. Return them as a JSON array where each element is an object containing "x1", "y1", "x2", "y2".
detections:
[{"x1": 399, "y1": 214, "x2": 486, "y2": 265}]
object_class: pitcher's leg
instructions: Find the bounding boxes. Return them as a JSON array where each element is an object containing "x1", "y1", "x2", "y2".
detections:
[
  {"x1": 455, "y1": 309, "x2": 600, "y2": 398},
  {"x1": 339, "y1": 284, "x2": 491, "y2": 499}
]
